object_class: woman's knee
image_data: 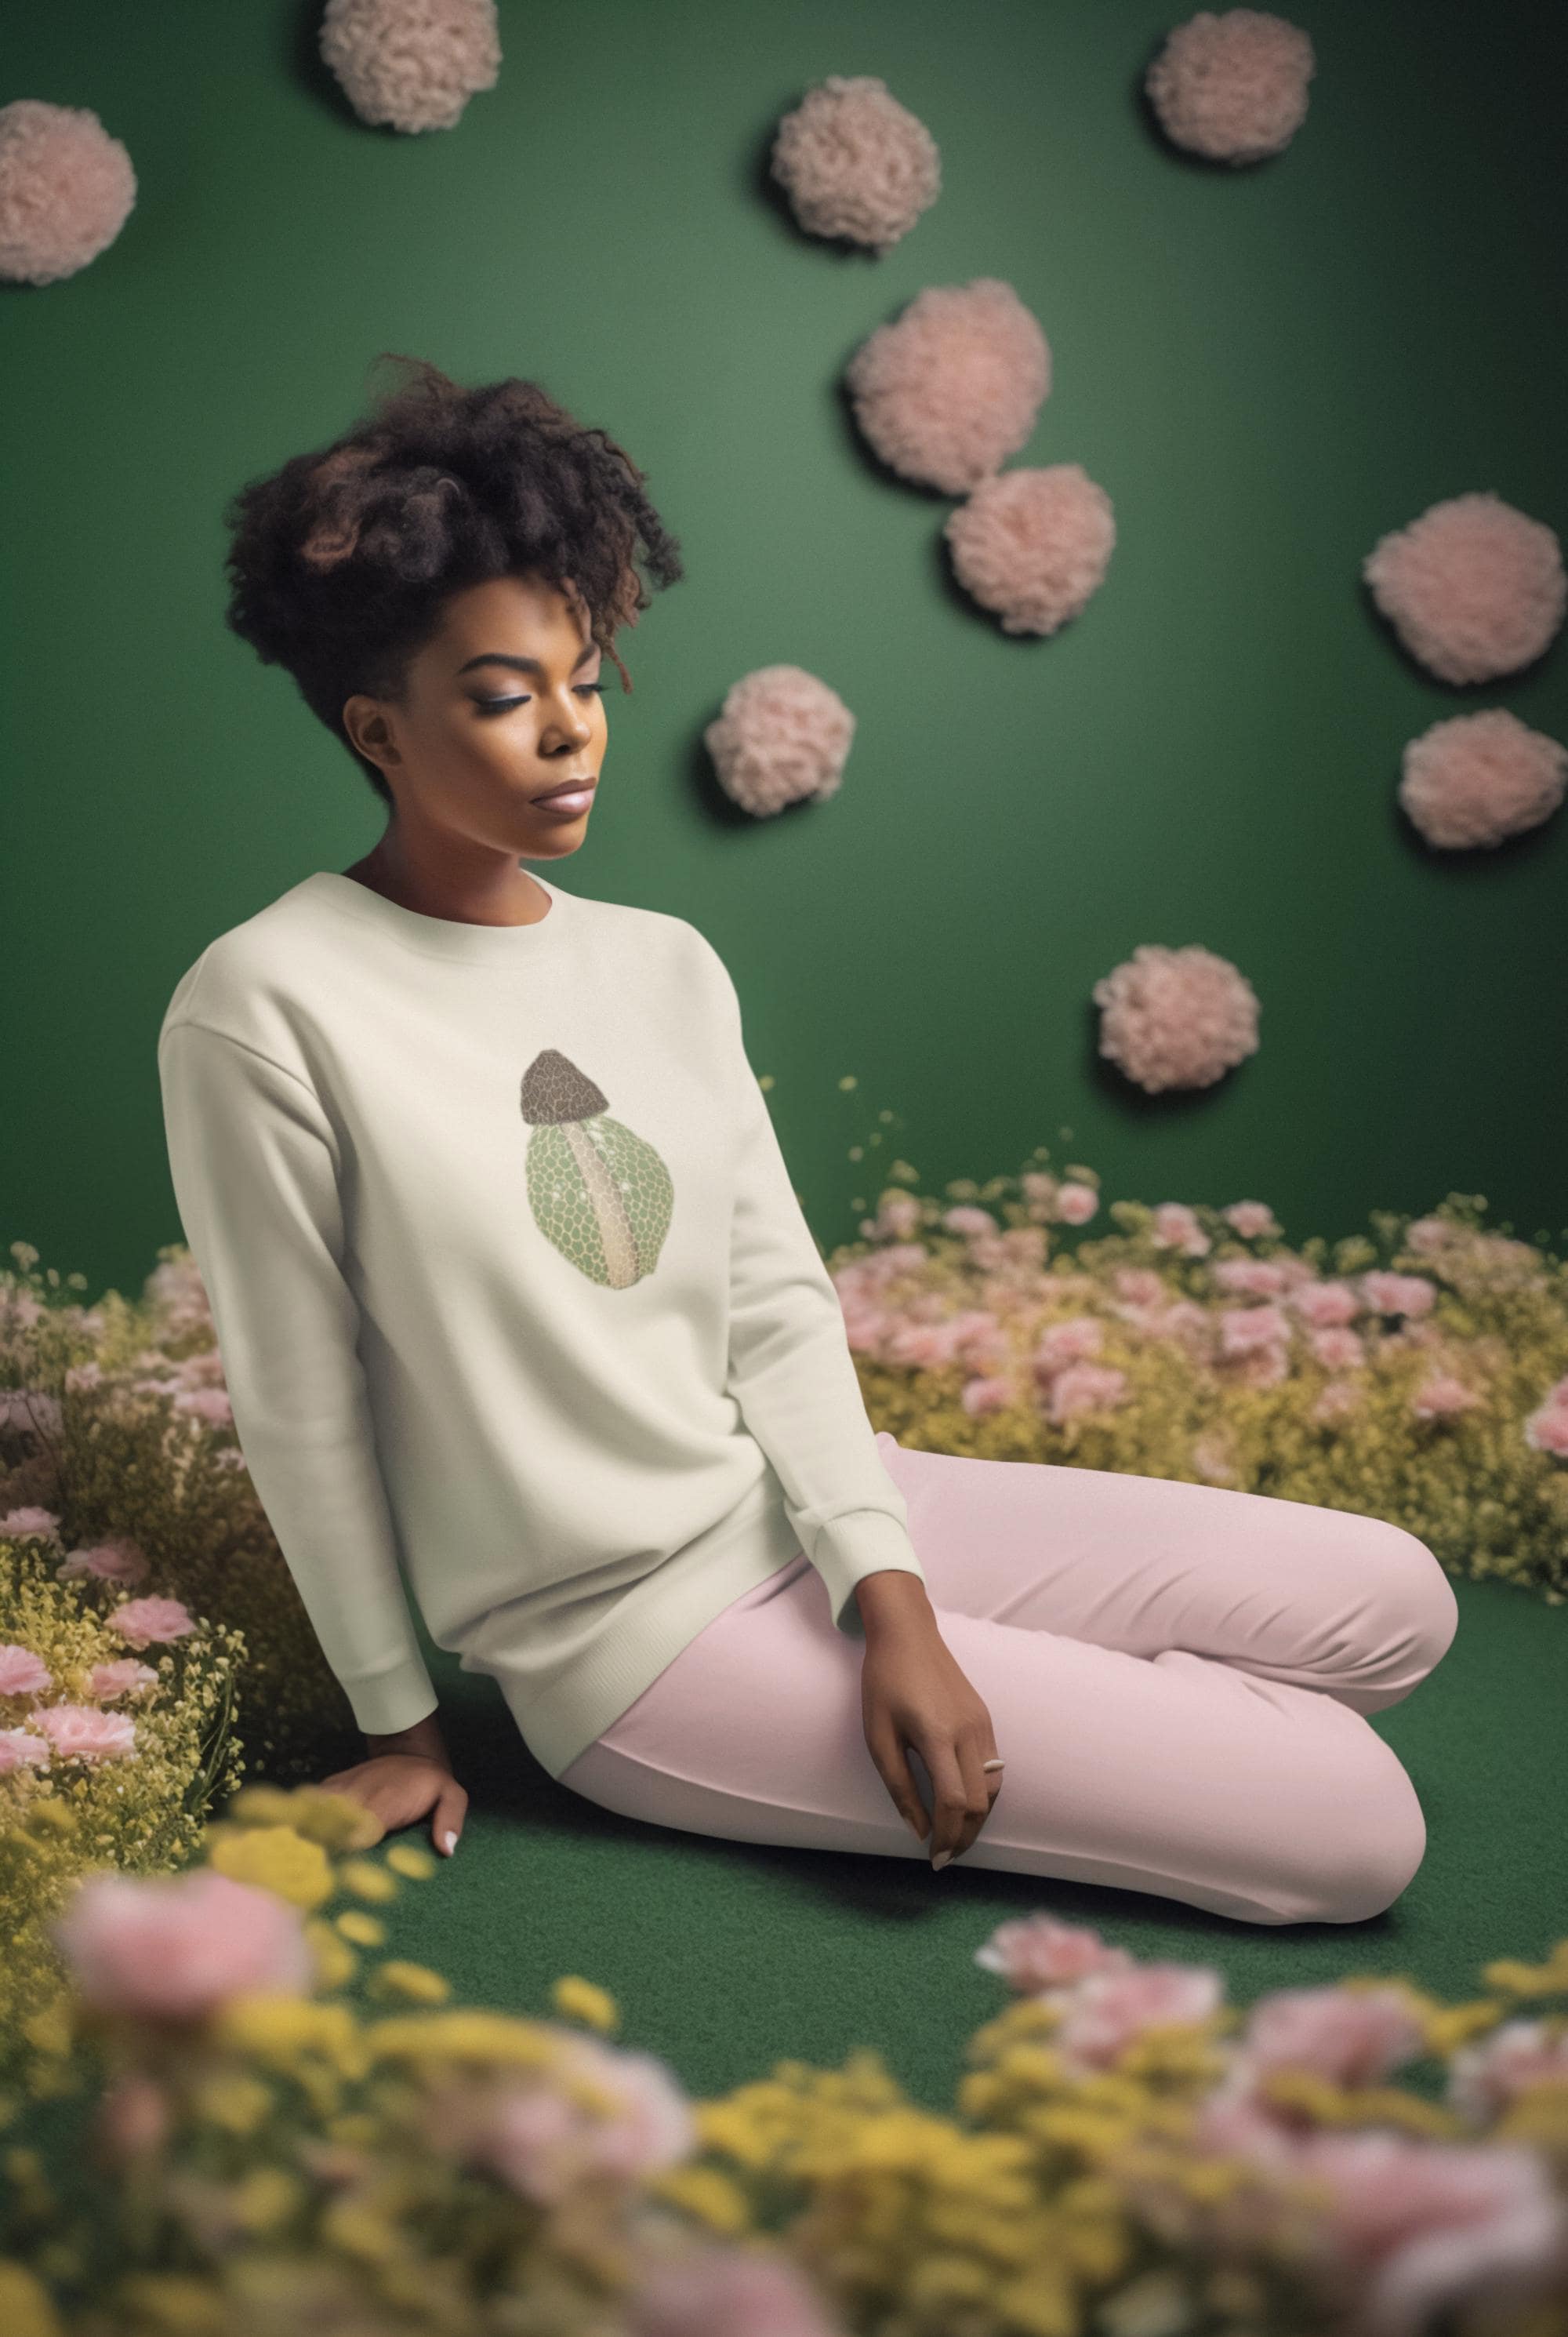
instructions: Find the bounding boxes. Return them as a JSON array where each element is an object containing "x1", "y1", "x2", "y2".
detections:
[
  {"x1": 1261, "y1": 1739, "x2": 1429, "y2": 1925},
  {"x1": 1356, "y1": 1517, "x2": 1461, "y2": 1689}
]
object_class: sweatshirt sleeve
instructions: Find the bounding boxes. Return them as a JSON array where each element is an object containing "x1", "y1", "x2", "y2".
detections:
[
  {"x1": 157, "y1": 1017, "x2": 440, "y2": 1736},
  {"x1": 711, "y1": 962, "x2": 928, "y2": 1637}
]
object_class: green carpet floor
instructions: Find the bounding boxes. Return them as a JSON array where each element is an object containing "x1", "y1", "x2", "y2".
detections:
[{"x1": 354, "y1": 1573, "x2": 1566, "y2": 2116}]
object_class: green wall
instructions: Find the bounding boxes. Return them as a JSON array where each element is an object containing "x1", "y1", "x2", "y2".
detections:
[{"x1": 5, "y1": 0, "x2": 1566, "y2": 1313}]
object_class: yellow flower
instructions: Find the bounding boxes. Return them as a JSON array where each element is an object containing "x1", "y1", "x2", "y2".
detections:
[
  {"x1": 551, "y1": 1975, "x2": 619, "y2": 2033},
  {"x1": 385, "y1": 1842, "x2": 436, "y2": 1880},
  {"x1": 338, "y1": 1856, "x2": 399, "y2": 1903},
  {"x1": 230, "y1": 2166, "x2": 303, "y2": 2233},
  {"x1": 303, "y1": 1919, "x2": 357, "y2": 1990},
  {"x1": 647, "y1": 2163, "x2": 753, "y2": 2234},
  {"x1": 369, "y1": 1961, "x2": 451, "y2": 2005},
  {"x1": 320, "y1": 2197, "x2": 405, "y2": 2262},
  {"x1": 212, "y1": 1994, "x2": 363, "y2": 2074},
  {"x1": 111, "y1": 2272, "x2": 226, "y2": 2332},
  {"x1": 191, "y1": 2071, "x2": 273, "y2": 2135},
  {"x1": 335, "y1": 1910, "x2": 385, "y2": 1948},
  {"x1": 208, "y1": 1824, "x2": 335, "y2": 1911},
  {"x1": 0, "y1": 2259, "x2": 65, "y2": 2337},
  {"x1": 365, "y1": 2010, "x2": 559, "y2": 2070}
]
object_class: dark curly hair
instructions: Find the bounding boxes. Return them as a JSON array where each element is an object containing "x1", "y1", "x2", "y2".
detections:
[{"x1": 222, "y1": 354, "x2": 685, "y2": 806}]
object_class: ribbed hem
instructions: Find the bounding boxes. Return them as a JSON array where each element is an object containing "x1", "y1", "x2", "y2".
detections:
[
  {"x1": 493, "y1": 1474, "x2": 807, "y2": 1779},
  {"x1": 341, "y1": 1654, "x2": 441, "y2": 1739},
  {"x1": 807, "y1": 1509, "x2": 928, "y2": 1638}
]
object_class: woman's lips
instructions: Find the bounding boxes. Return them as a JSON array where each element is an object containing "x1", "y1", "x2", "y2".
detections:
[{"x1": 531, "y1": 782, "x2": 595, "y2": 816}]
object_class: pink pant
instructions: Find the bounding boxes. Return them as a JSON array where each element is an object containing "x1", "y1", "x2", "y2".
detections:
[{"x1": 558, "y1": 1433, "x2": 1460, "y2": 1925}]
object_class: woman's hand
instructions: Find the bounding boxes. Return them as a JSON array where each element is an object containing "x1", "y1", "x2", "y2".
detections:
[
  {"x1": 855, "y1": 1572, "x2": 1004, "y2": 1869},
  {"x1": 318, "y1": 1709, "x2": 468, "y2": 1857}
]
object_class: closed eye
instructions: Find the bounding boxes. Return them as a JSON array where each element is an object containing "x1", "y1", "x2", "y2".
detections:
[{"x1": 474, "y1": 683, "x2": 607, "y2": 714}]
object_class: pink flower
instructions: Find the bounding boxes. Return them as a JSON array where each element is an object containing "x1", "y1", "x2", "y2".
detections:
[
  {"x1": 1047, "y1": 1363, "x2": 1127, "y2": 1422},
  {"x1": 0, "y1": 1389, "x2": 63, "y2": 1435},
  {"x1": 105, "y1": 1596, "x2": 195, "y2": 1650},
  {"x1": 0, "y1": 1727, "x2": 52, "y2": 1773},
  {"x1": 1218, "y1": 1304, "x2": 1290, "y2": 1357},
  {"x1": 57, "y1": 1537, "x2": 150, "y2": 1587},
  {"x1": 869, "y1": 1191, "x2": 921, "y2": 1241},
  {"x1": 943, "y1": 1205, "x2": 1000, "y2": 1239},
  {"x1": 1150, "y1": 1201, "x2": 1211, "y2": 1256},
  {"x1": 1054, "y1": 1963, "x2": 1226, "y2": 2070},
  {"x1": 960, "y1": 1375, "x2": 1013, "y2": 1416},
  {"x1": 627, "y1": 2242, "x2": 840, "y2": 2337},
  {"x1": 0, "y1": 1643, "x2": 52, "y2": 1698},
  {"x1": 1448, "y1": 2019, "x2": 1568, "y2": 2124},
  {"x1": 1114, "y1": 1267, "x2": 1166, "y2": 1306},
  {"x1": 1033, "y1": 1316, "x2": 1104, "y2": 1373},
  {"x1": 1315, "y1": 1379, "x2": 1364, "y2": 1422},
  {"x1": 1312, "y1": 1328, "x2": 1366, "y2": 1372},
  {"x1": 1405, "y1": 1217, "x2": 1456, "y2": 1256},
  {"x1": 1094, "y1": 948, "x2": 1260, "y2": 1096},
  {"x1": 1293, "y1": 1279, "x2": 1362, "y2": 1327},
  {"x1": 1232, "y1": 1343, "x2": 1290, "y2": 1389},
  {"x1": 52, "y1": 1868, "x2": 315, "y2": 2022},
  {"x1": 1239, "y1": 1984, "x2": 1426, "y2": 2088},
  {"x1": 171, "y1": 1386, "x2": 234, "y2": 1428},
  {"x1": 1225, "y1": 1201, "x2": 1281, "y2": 1239},
  {"x1": 26, "y1": 1704, "x2": 137, "y2": 1761},
  {"x1": 1213, "y1": 1257, "x2": 1288, "y2": 1297},
  {"x1": 1360, "y1": 1272, "x2": 1436, "y2": 1321},
  {"x1": 1054, "y1": 1182, "x2": 1098, "y2": 1224},
  {"x1": 89, "y1": 1659, "x2": 161, "y2": 1700},
  {"x1": 463, "y1": 2033, "x2": 695, "y2": 2204},
  {"x1": 974, "y1": 1914, "x2": 1135, "y2": 1994},
  {"x1": 1411, "y1": 1375, "x2": 1480, "y2": 1422},
  {"x1": 0, "y1": 1506, "x2": 62, "y2": 1539},
  {"x1": 1290, "y1": 2128, "x2": 1566, "y2": 2337},
  {"x1": 884, "y1": 1321, "x2": 954, "y2": 1370},
  {"x1": 1524, "y1": 1397, "x2": 1568, "y2": 1459}
]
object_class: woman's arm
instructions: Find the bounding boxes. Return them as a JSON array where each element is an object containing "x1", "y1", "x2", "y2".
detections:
[{"x1": 855, "y1": 1564, "x2": 1004, "y2": 1870}]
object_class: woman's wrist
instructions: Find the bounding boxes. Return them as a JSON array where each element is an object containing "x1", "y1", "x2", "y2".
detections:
[
  {"x1": 365, "y1": 1708, "x2": 446, "y2": 1761},
  {"x1": 854, "y1": 1568, "x2": 936, "y2": 1638}
]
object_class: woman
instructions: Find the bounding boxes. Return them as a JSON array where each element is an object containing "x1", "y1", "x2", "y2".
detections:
[{"x1": 158, "y1": 355, "x2": 1458, "y2": 1927}]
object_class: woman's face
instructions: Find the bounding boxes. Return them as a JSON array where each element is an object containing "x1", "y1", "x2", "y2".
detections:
[{"x1": 343, "y1": 571, "x2": 608, "y2": 863}]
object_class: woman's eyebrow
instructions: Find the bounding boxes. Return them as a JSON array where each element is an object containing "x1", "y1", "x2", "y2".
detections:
[{"x1": 456, "y1": 644, "x2": 599, "y2": 677}]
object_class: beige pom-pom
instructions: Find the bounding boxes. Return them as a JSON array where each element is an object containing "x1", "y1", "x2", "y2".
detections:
[
  {"x1": 1398, "y1": 709, "x2": 1568, "y2": 850},
  {"x1": 1094, "y1": 943, "x2": 1261, "y2": 1093},
  {"x1": 944, "y1": 465, "x2": 1116, "y2": 636},
  {"x1": 1363, "y1": 492, "x2": 1566, "y2": 685},
  {"x1": 703, "y1": 667, "x2": 855, "y2": 818},
  {"x1": 1145, "y1": 9, "x2": 1316, "y2": 164},
  {"x1": 0, "y1": 99, "x2": 136, "y2": 285},
  {"x1": 319, "y1": 0, "x2": 501, "y2": 133},
  {"x1": 771, "y1": 74, "x2": 941, "y2": 255},
  {"x1": 844, "y1": 278, "x2": 1051, "y2": 495}
]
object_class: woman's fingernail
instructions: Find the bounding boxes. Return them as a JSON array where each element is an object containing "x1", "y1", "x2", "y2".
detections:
[
  {"x1": 931, "y1": 1849, "x2": 951, "y2": 1871},
  {"x1": 441, "y1": 1830, "x2": 457, "y2": 1854}
]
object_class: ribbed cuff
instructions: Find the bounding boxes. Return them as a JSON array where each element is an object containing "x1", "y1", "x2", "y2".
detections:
[
  {"x1": 807, "y1": 1510, "x2": 928, "y2": 1639},
  {"x1": 342, "y1": 1654, "x2": 441, "y2": 1739}
]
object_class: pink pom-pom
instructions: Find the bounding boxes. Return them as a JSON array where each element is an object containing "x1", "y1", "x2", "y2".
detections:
[
  {"x1": 1145, "y1": 9, "x2": 1316, "y2": 164},
  {"x1": 1093, "y1": 943, "x2": 1261, "y2": 1093},
  {"x1": 1398, "y1": 709, "x2": 1567, "y2": 851},
  {"x1": 702, "y1": 666, "x2": 855, "y2": 816},
  {"x1": 53, "y1": 1868, "x2": 315, "y2": 2023},
  {"x1": 771, "y1": 74, "x2": 941, "y2": 254},
  {"x1": 844, "y1": 278, "x2": 1051, "y2": 494},
  {"x1": 1363, "y1": 492, "x2": 1566, "y2": 685},
  {"x1": 0, "y1": 99, "x2": 136, "y2": 285},
  {"x1": 944, "y1": 463, "x2": 1116, "y2": 636},
  {"x1": 319, "y1": 0, "x2": 501, "y2": 134}
]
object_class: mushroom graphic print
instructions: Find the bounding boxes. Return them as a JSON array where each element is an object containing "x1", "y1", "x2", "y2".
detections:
[{"x1": 519, "y1": 1049, "x2": 673, "y2": 1288}]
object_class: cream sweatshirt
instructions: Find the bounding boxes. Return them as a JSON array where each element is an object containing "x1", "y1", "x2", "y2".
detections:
[{"x1": 156, "y1": 870, "x2": 926, "y2": 1778}]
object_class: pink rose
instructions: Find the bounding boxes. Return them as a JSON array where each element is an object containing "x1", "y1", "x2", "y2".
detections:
[
  {"x1": 960, "y1": 1374, "x2": 1013, "y2": 1416},
  {"x1": 974, "y1": 1914, "x2": 1135, "y2": 1994},
  {"x1": 943, "y1": 1205, "x2": 1000, "y2": 1238},
  {"x1": 1033, "y1": 1316, "x2": 1104, "y2": 1373},
  {"x1": 1151, "y1": 1202, "x2": 1210, "y2": 1257},
  {"x1": 105, "y1": 1596, "x2": 195, "y2": 1649},
  {"x1": 1213, "y1": 1257, "x2": 1288, "y2": 1297},
  {"x1": 25, "y1": 1705, "x2": 137, "y2": 1761},
  {"x1": 52, "y1": 1868, "x2": 315, "y2": 2022},
  {"x1": 0, "y1": 1727, "x2": 53, "y2": 1774},
  {"x1": 1114, "y1": 1267, "x2": 1165, "y2": 1306},
  {"x1": 1312, "y1": 1327, "x2": 1365, "y2": 1372},
  {"x1": 1360, "y1": 1272, "x2": 1436, "y2": 1320},
  {"x1": 1225, "y1": 1201, "x2": 1281, "y2": 1238},
  {"x1": 1218, "y1": 1304, "x2": 1290, "y2": 1357},
  {"x1": 89, "y1": 1659, "x2": 161, "y2": 1700},
  {"x1": 57, "y1": 1538, "x2": 150, "y2": 1587},
  {"x1": 1239, "y1": 1983, "x2": 1426, "y2": 2088},
  {"x1": 1411, "y1": 1375, "x2": 1480, "y2": 1421},
  {"x1": 0, "y1": 1643, "x2": 52, "y2": 1698},
  {"x1": 0, "y1": 1507, "x2": 62, "y2": 1539},
  {"x1": 1053, "y1": 1963, "x2": 1225, "y2": 2070},
  {"x1": 1047, "y1": 1363, "x2": 1128, "y2": 1422},
  {"x1": 1054, "y1": 1182, "x2": 1099, "y2": 1224},
  {"x1": 1292, "y1": 1280, "x2": 1361, "y2": 1327}
]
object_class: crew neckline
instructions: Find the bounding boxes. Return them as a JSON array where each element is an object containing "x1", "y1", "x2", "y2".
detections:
[{"x1": 300, "y1": 869, "x2": 572, "y2": 964}]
